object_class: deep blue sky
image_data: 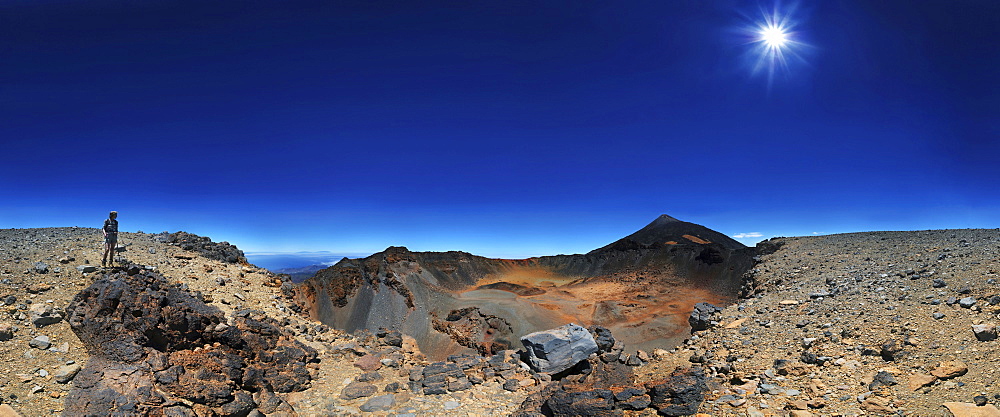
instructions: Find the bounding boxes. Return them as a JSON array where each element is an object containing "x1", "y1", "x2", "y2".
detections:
[{"x1": 2, "y1": 0, "x2": 997, "y2": 258}]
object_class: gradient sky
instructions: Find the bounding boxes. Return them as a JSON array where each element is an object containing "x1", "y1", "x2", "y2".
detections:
[{"x1": 2, "y1": 0, "x2": 997, "y2": 258}]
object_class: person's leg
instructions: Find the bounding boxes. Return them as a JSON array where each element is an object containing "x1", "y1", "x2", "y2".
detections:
[
  {"x1": 102, "y1": 242, "x2": 109, "y2": 266},
  {"x1": 107, "y1": 239, "x2": 117, "y2": 266}
]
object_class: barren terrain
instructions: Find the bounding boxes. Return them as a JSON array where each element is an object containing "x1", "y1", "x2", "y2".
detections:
[{"x1": 2, "y1": 226, "x2": 999, "y2": 416}]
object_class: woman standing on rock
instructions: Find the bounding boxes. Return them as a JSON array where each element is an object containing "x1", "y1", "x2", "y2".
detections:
[{"x1": 102, "y1": 211, "x2": 118, "y2": 267}]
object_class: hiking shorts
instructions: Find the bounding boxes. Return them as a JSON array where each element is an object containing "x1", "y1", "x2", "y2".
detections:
[{"x1": 105, "y1": 234, "x2": 118, "y2": 245}]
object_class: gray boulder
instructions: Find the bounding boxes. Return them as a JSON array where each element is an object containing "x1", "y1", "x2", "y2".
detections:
[
  {"x1": 76, "y1": 265, "x2": 97, "y2": 273},
  {"x1": 30, "y1": 303, "x2": 63, "y2": 327},
  {"x1": 54, "y1": 363, "x2": 82, "y2": 383},
  {"x1": 688, "y1": 302, "x2": 722, "y2": 331},
  {"x1": 34, "y1": 262, "x2": 49, "y2": 274},
  {"x1": 360, "y1": 394, "x2": 396, "y2": 412},
  {"x1": 520, "y1": 323, "x2": 598, "y2": 374},
  {"x1": 29, "y1": 335, "x2": 51, "y2": 350}
]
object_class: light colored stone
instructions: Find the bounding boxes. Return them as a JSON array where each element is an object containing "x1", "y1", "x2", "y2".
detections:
[
  {"x1": 909, "y1": 373, "x2": 937, "y2": 391},
  {"x1": 651, "y1": 348, "x2": 669, "y2": 360},
  {"x1": 0, "y1": 404, "x2": 23, "y2": 417},
  {"x1": 972, "y1": 324, "x2": 998, "y2": 341},
  {"x1": 942, "y1": 402, "x2": 1000, "y2": 417},
  {"x1": 931, "y1": 361, "x2": 969, "y2": 379},
  {"x1": 359, "y1": 394, "x2": 395, "y2": 412},
  {"x1": 54, "y1": 363, "x2": 82, "y2": 384},
  {"x1": 724, "y1": 317, "x2": 748, "y2": 329}
]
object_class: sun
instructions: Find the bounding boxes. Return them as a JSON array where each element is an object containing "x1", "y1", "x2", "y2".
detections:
[
  {"x1": 739, "y1": 2, "x2": 808, "y2": 85},
  {"x1": 759, "y1": 25, "x2": 788, "y2": 49}
]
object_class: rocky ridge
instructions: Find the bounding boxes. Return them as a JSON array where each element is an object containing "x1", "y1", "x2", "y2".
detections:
[{"x1": 638, "y1": 229, "x2": 1000, "y2": 416}]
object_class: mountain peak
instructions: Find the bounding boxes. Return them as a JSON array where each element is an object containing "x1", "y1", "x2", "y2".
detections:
[
  {"x1": 650, "y1": 214, "x2": 681, "y2": 225},
  {"x1": 590, "y1": 214, "x2": 745, "y2": 253}
]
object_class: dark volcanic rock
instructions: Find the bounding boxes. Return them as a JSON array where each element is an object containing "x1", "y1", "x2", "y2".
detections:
[
  {"x1": 688, "y1": 302, "x2": 722, "y2": 331},
  {"x1": 160, "y1": 231, "x2": 247, "y2": 264},
  {"x1": 422, "y1": 361, "x2": 465, "y2": 394},
  {"x1": 341, "y1": 381, "x2": 377, "y2": 400},
  {"x1": 543, "y1": 389, "x2": 621, "y2": 417},
  {"x1": 589, "y1": 325, "x2": 616, "y2": 352},
  {"x1": 614, "y1": 387, "x2": 652, "y2": 410},
  {"x1": 880, "y1": 340, "x2": 906, "y2": 361},
  {"x1": 64, "y1": 265, "x2": 317, "y2": 416},
  {"x1": 645, "y1": 367, "x2": 707, "y2": 417},
  {"x1": 433, "y1": 306, "x2": 514, "y2": 355}
]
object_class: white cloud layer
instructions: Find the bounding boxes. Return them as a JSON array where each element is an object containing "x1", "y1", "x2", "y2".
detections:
[{"x1": 732, "y1": 232, "x2": 763, "y2": 239}]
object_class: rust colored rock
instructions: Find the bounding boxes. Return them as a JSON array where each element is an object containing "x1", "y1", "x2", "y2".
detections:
[
  {"x1": 942, "y1": 402, "x2": 1000, "y2": 417},
  {"x1": 931, "y1": 361, "x2": 969, "y2": 379},
  {"x1": 909, "y1": 373, "x2": 938, "y2": 391},
  {"x1": 354, "y1": 354, "x2": 382, "y2": 372},
  {"x1": 63, "y1": 266, "x2": 318, "y2": 416}
]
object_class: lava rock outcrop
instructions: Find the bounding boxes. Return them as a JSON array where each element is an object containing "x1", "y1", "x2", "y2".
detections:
[
  {"x1": 157, "y1": 231, "x2": 247, "y2": 264},
  {"x1": 65, "y1": 264, "x2": 317, "y2": 416}
]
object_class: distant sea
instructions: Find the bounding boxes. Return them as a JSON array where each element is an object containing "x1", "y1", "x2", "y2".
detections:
[{"x1": 245, "y1": 251, "x2": 370, "y2": 272}]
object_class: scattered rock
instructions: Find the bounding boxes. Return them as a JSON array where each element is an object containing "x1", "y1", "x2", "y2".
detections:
[
  {"x1": 0, "y1": 324, "x2": 15, "y2": 341},
  {"x1": 646, "y1": 367, "x2": 707, "y2": 417},
  {"x1": 503, "y1": 379, "x2": 520, "y2": 392},
  {"x1": 29, "y1": 303, "x2": 63, "y2": 327},
  {"x1": 354, "y1": 354, "x2": 382, "y2": 372},
  {"x1": 972, "y1": 324, "x2": 998, "y2": 341},
  {"x1": 26, "y1": 283, "x2": 52, "y2": 293},
  {"x1": 942, "y1": 402, "x2": 1000, "y2": 417},
  {"x1": 75, "y1": 265, "x2": 97, "y2": 273},
  {"x1": 33, "y1": 262, "x2": 49, "y2": 274},
  {"x1": 341, "y1": 381, "x2": 377, "y2": 400},
  {"x1": 688, "y1": 302, "x2": 722, "y2": 331},
  {"x1": 422, "y1": 361, "x2": 465, "y2": 395},
  {"x1": 931, "y1": 361, "x2": 969, "y2": 379},
  {"x1": 589, "y1": 325, "x2": 616, "y2": 352},
  {"x1": 908, "y1": 373, "x2": 937, "y2": 391},
  {"x1": 28, "y1": 335, "x2": 50, "y2": 350},
  {"x1": 520, "y1": 323, "x2": 598, "y2": 374},
  {"x1": 959, "y1": 297, "x2": 977, "y2": 308},
  {"x1": 54, "y1": 363, "x2": 82, "y2": 384},
  {"x1": 544, "y1": 389, "x2": 619, "y2": 416},
  {"x1": 614, "y1": 387, "x2": 652, "y2": 410},
  {"x1": 880, "y1": 339, "x2": 906, "y2": 361}
]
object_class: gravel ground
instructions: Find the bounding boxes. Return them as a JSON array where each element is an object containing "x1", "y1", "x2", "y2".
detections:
[{"x1": 636, "y1": 229, "x2": 1000, "y2": 417}]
